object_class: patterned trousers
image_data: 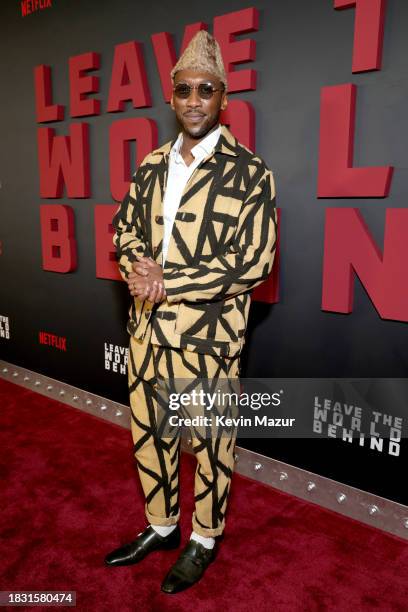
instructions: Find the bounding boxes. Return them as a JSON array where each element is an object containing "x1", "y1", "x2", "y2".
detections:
[{"x1": 127, "y1": 317, "x2": 240, "y2": 538}]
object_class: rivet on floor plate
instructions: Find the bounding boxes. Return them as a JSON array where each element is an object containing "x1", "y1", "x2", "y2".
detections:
[
  {"x1": 59, "y1": 390, "x2": 65, "y2": 396},
  {"x1": 368, "y1": 504, "x2": 379, "y2": 516},
  {"x1": 100, "y1": 404, "x2": 107, "y2": 411},
  {"x1": 337, "y1": 493, "x2": 347, "y2": 504},
  {"x1": 279, "y1": 472, "x2": 288, "y2": 481},
  {"x1": 307, "y1": 481, "x2": 316, "y2": 492},
  {"x1": 24, "y1": 376, "x2": 30, "y2": 381},
  {"x1": 34, "y1": 380, "x2": 41, "y2": 386},
  {"x1": 2, "y1": 367, "x2": 8, "y2": 373},
  {"x1": 13, "y1": 371, "x2": 18, "y2": 377},
  {"x1": 47, "y1": 385, "x2": 53, "y2": 391},
  {"x1": 86, "y1": 399, "x2": 92, "y2": 406},
  {"x1": 115, "y1": 410, "x2": 123, "y2": 417},
  {"x1": 72, "y1": 395, "x2": 79, "y2": 402},
  {"x1": 254, "y1": 462, "x2": 263, "y2": 471}
]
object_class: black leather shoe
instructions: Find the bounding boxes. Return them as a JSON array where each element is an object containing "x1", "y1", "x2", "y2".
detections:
[
  {"x1": 104, "y1": 525, "x2": 181, "y2": 567},
  {"x1": 161, "y1": 539, "x2": 217, "y2": 594}
]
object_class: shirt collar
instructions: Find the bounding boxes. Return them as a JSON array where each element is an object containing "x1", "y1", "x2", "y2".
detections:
[{"x1": 171, "y1": 124, "x2": 222, "y2": 164}]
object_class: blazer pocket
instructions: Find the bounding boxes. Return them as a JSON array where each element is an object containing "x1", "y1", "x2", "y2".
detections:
[{"x1": 175, "y1": 300, "x2": 240, "y2": 343}]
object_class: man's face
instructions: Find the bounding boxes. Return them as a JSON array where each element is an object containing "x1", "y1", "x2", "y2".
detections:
[{"x1": 170, "y1": 69, "x2": 228, "y2": 139}]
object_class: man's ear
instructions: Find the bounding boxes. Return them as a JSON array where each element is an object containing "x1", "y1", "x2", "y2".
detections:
[
  {"x1": 170, "y1": 93, "x2": 175, "y2": 111},
  {"x1": 220, "y1": 93, "x2": 228, "y2": 111}
]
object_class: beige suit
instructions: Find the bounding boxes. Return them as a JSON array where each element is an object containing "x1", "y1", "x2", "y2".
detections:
[{"x1": 113, "y1": 124, "x2": 277, "y2": 536}]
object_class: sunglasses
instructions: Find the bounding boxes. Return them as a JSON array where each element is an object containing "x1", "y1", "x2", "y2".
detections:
[{"x1": 173, "y1": 82, "x2": 225, "y2": 100}]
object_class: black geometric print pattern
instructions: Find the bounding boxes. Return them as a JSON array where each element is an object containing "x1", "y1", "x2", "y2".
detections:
[
  {"x1": 112, "y1": 124, "x2": 277, "y2": 358},
  {"x1": 128, "y1": 321, "x2": 240, "y2": 537}
]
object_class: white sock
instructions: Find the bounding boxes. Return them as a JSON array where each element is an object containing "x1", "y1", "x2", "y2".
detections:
[
  {"x1": 150, "y1": 523, "x2": 177, "y2": 537},
  {"x1": 190, "y1": 531, "x2": 215, "y2": 549}
]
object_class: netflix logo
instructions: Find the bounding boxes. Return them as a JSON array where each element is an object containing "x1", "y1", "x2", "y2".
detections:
[
  {"x1": 21, "y1": 0, "x2": 52, "y2": 18},
  {"x1": 0, "y1": 315, "x2": 10, "y2": 340},
  {"x1": 39, "y1": 331, "x2": 67, "y2": 351}
]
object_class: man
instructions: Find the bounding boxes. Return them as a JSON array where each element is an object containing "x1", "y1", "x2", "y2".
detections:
[{"x1": 105, "y1": 31, "x2": 277, "y2": 594}]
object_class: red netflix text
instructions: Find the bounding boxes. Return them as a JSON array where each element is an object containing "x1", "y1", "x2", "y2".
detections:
[{"x1": 39, "y1": 332, "x2": 67, "y2": 351}]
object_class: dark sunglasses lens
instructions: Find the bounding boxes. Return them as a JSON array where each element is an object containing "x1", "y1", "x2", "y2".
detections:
[
  {"x1": 174, "y1": 84, "x2": 218, "y2": 99},
  {"x1": 174, "y1": 84, "x2": 191, "y2": 98},
  {"x1": 198, "y1": 84, "x2": 215, "y2": 98}
]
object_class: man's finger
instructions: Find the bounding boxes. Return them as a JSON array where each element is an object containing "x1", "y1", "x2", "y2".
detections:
[
  {"x1": 128, "y1": 282, "x2": 137, "y2": 293},
  {"x1": 147, "y1": 280, "x2": 158, "y2": 303},
  {"x1": 127, "y1": 272, "x2": 139, "y2": 282},
  {"x1": 154, "y1": 283, "x2": 162, "y2": 303},
  {"x1": 135, "y1": 255, "x2": 154, "y2": 264},
  {"x1": 130, "y1": 286, "x2": 143, "y2": 296},
  {"x1": 133, "y1": 287, "x2": 149, "y2": 298},
  {"x1": 132, "y1": 264, "x2": 149, "y2": 276},
  {"x1": 128, "y1": 279, "x2": 144, "y2": 290},
  {"x1": 132, "y1": 260, "x2": 148, "y2": 270},
  {"x1": 155, "y1": 283, "x2": 165, "y2": 303},
  {"x1": 130, "y1": 280, "x2": 150, "y2": 295}
]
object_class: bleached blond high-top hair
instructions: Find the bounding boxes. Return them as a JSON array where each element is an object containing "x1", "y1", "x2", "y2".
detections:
[{"x1": 170, "y1": 30, "x2": 227, "y2": 91}]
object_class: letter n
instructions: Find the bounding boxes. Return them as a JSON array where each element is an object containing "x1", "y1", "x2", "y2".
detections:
[{"x1": 322, "y1": 208, "x2": 408, "y2": 322}]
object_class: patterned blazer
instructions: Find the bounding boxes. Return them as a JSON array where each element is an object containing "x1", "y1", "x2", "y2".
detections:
[{"x1": 112, "y1": 124, "x2": 277, "y2": 358}]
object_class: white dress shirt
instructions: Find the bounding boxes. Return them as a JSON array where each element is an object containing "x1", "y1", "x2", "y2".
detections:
[{"x1": 161, "y1": 123, "x2": 222, "y2": 265}]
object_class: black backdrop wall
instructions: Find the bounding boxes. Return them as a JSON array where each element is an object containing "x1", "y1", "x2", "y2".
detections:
[{"x1": 1, "y1": 0, "x2": 407, "y2": 504}]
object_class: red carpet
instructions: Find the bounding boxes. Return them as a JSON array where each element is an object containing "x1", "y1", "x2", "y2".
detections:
[{"x1": 1, "y1": 377, "x2": 407, "y2": 611}]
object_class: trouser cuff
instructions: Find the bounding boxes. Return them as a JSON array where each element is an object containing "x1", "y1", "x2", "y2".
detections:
[
  {"x1": 145, "y1": 504, "x2": 180, "y2": 526},
  {"x1": 192, "y1": 512, "x2": 225, "y2": 537}
]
